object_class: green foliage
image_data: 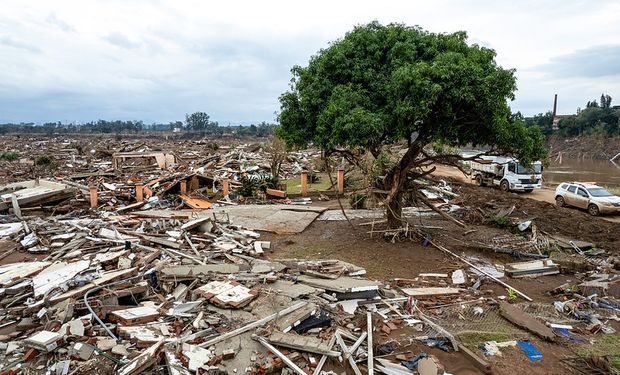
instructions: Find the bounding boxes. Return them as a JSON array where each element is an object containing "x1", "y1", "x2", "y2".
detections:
[
  {"x1": 185, "y1": 112, "x2": 217, "y2": 132},
  {"x1": 506, "y1": 287, "x2": 518, "y2": 302},
  {"x1": 0, "y1": 151, "x2": 20, "y2": 161},
  {"x1": 573, "y1": 334, "x2": 620, "y2": 357},
  {"x1": 554, "y1": 94, "x2": 619, "y2": 137},
  {"x1": 371, "y1": 152, "x2": 394, "y2": 182},
  {"x1": 308, "y1": 172, "x2": 320, "y2": 184},
  {"x1": 0, "y1": 120, "x2": 278, "y2": 137},
  {"x1": 349, "y1": 193, "x2": 367, "y2": 209},
  {"x1": 460, "y1": 333, "x2": 510, "y2": 348},
  {"x1": 490, "y1": 215, "x2": 510, "y2": 227},
  {"x1": 236, "y1": 175, "x2": 279, "y2": 197},
  {"x1": 524, "y1": 111, "x2": 554, "y2": 136},
  {"x1": 35, "y1": 155, "x2": 53, "y2": 167},
  {"x1": 278, "y1": 21, "x2": 547, "y2": 164}
]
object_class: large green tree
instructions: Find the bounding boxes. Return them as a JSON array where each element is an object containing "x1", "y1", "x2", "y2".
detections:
[
  {"x1": 185, "y1": 112, "x2": 211, "y2": 131},
  {"x1": 278, "y1": 22, "x2": 547, "y2": 227}
]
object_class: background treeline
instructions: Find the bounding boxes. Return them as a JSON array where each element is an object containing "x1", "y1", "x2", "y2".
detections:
[
  {"x1": 525, "y1": 94, "x2": 620, "y2": 137},
  {"x1": 0, "y1": 112, "x2": 277, "y2": 137}
]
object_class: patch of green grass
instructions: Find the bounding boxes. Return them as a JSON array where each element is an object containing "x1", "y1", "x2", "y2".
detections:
[
  {"x1": 610, "y1": 356, "x2": 620, "y2": 371},
  {"x1": 459, "y1": 333, "x2": 510, "y2": 349},
  {"x1": 281, "y1": 173, "x2": 333, "y2": 193},
  {"x1": 573, "y1": 334, "x2": 620, "y2": 358},
  {"x1": 35, "y1": 155, "x2": 53, "y2": 166},
  {"x1": 0, "y1": 151, "x2": 19, "y2": 161},
  {"x1": 489, "y1": 215, "x2": 510, "y2": 228}
]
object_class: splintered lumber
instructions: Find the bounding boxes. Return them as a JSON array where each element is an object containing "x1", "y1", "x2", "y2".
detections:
[
  {"x1": 117, "y1": 340, "x2": 165, "y2": 375},
  {"x1": 256, "y1": 337, "x2": 305, "y2": 375},
  {"x1": 137, "y1": 234, "x2": 182, "y2": 249},
  {"x1": 428, "y1": 240, "x2": 532, "y2": 301},
  {"x1": 335, "y1": 331, "x2": 362, "y2": 375},
  {"x1": 265, "y1": 188, "x2": 287, "y2": 198},
  {"x1": 197, "y1": 301, "x2": 307, "y2": 348},
  {"x1": 367, "y1": 312, "x2": 374, "y2": 375},
  {"x1": 499, "y1": 301, "x2": 556, "y2": 341},
  {"x1": 313, "y1": 334, "x2": 337, "y2": 375},
  {"x1": 401, "y1": 287, "x2": 462, "y2": 298},
  {"x1": 267, "y1": 331, "x2": 341, "y2": 357},
  {"x1": 180, "y1": 195, "x2": 212, "y2": 209},
  {"x1": 458, "y1": 344, "x2": 492, "y2": 374},
  {"x1": 505, "y1": 259, "x2": 559, "y2": 278},
  {"x1": 416, "y1": 194, "x2": 465, "y2": 227}
]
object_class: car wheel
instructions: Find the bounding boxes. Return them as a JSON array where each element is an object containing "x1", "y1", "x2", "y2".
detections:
[
  {"x1": 500, "y1": 180, "x2": 509, "y2": 192},
  {"x1": 475, "y1": 175, "x2": 484, "y2": 186},
  {"x1": 588, "y1": 204, "x2": 600, "y2": 216},
  {"x1": 555, "y1": 196, "x2": 565, "y2": 207}
]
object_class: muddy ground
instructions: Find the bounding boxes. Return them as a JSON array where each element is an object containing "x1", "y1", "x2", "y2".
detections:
[{"x1": 258, "y1": 180, "x2": 619, "y2": 375}]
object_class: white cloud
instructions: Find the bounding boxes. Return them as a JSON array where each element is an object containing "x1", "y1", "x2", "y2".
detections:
[{"x1": 0, "y1": 0, "x2": 619, "y2": 122}]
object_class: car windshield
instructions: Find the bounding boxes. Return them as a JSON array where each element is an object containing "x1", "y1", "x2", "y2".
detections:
[
  {"x1": 587, "y1": 187, "x2": 614, "y2": 197},
  {"x1": 516, "y1": 163, "x2": 542, "y2": 174}
]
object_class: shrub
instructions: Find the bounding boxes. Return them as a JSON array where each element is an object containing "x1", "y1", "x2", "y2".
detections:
[
  {"x1": 349, "y1": 193, "x2": 367, "y2": 209},
  {"x1": 0, "y1": 151, "x2": 20, "y2": 161},
  {"x1": 35, "y1": 155, "x2": 53, "y2": 166}
]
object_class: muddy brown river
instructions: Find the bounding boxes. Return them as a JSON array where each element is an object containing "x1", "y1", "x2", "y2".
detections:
[{"x1": 544, "y1": 158, "x2": 620, "y2": 188}]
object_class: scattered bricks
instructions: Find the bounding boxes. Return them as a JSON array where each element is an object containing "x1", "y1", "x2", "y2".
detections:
[
  {"x1": 381, "y1": 325, "x2": 391, "y2": 335},
  {"x1": 222, "y1": 348, "x2": 236, "y2": 360},
  {"x1": 208, "y1": 355, "x2": 223, "y2": 366},
  {"x1": 180, "y1": 180, "x2": 187, "y2": 194},
  {"x1": 386, "y1": 321, "x2": 398, "y2": 331},
  {"x1": 23, "y1": 347, "x2": 38, "y2": 361}
]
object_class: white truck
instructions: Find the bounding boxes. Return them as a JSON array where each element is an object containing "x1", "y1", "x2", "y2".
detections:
[{"x1": 470, "y1": 156, "x2": 543, "y2": 193}]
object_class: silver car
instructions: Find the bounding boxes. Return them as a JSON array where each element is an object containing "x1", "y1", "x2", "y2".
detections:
[{"x1": 555, "y1": 182, "x2": 620, "y2": 216}]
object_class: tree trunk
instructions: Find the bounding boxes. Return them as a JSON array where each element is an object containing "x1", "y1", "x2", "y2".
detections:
[
  {"x1": 383, "y1": 143, "x2": 423, "y2": 229},
  {"x1": 387, "y1": 189, "x2": 403, "y2": 228}
]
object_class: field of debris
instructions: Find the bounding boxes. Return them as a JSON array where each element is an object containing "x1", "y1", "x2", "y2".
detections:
[{"x1": 0, "y1": 134, "x2": 618, "y2": 375}]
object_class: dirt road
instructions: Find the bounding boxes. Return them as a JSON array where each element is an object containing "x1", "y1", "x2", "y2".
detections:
[{"x1": 432, "y1": 164, "x2": 620, "y2": 224}]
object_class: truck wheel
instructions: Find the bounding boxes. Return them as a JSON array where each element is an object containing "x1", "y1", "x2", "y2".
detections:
[
  {"x1": 555, "y1": 196, "x2": 565, "y2": 207},
  {"x1": 500, "y1": 180, "x2": 510, "y2": 192},
  {"x1": 475, "y1": 175, "x2": 484, "y2": 186},
  {"x1": 588, "y1": 204, "x2": 600, "y2": 216}
]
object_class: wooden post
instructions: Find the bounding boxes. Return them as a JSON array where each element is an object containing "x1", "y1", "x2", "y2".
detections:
[
  {"x1": 135, "y1": 184, "x2": 144, "y2": 202},
  {"x1": 189, "y1": 176, "x2": 199, "y2": 192},
  {"x1": 300, "y1": 171, "x2": 308, "y2": 196},
  {"x1": 337, "y1": 169, "x2": 345, "y2": 194},
  {"x1": 180, "y1": 180, "x2": 187, "y2": 195},
  {"x1": 89, "y1": 186, "x2": 98, "y2": 208},
  {"x1": 222, "y1": 178, "x2": 229, "y2": 196}
]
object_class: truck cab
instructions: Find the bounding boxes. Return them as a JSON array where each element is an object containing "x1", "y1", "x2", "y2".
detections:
[{"x1": 471, "y1": 156, "x2": 543, "y2": 193}]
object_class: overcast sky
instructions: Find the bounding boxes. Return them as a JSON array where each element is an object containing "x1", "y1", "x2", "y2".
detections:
[{"x1": 1, "y1": 0, "x2": 619, "y2": 124}]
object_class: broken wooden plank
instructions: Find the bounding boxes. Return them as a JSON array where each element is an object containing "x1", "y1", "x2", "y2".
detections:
[
  {"x1": 400, "y1": 287, "x2": 462, "y2": 298},
  {"x1": 180, "y1": 194, "x2": 212, "y2": 209},
  {"x1": 197, "y1": 301, "x2": 307, "y2": 348},
  {"x1": 267, "y1": 331, "x2": 340, "y2": 357},
  {"x1": 499, "y1": 301, "x2": 556, "y2": 341},
  {"x1": 256, "y1": 337, "x2": 305, "y2": 375}
]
